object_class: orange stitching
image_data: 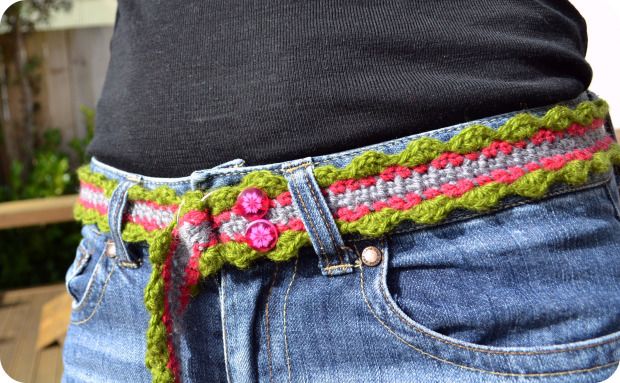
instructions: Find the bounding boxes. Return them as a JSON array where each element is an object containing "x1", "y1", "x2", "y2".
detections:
[{"x1": 322, "y1": 264, "x2": 356, "y2": 271}]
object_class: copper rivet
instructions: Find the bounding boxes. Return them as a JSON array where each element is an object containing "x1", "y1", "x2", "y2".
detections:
[
  {"x1": 106, "y1": 241, "x2": 117, "y2": 258},
  {"x1": 361, "y1": 246, "x2": 382, "y2": 267}
]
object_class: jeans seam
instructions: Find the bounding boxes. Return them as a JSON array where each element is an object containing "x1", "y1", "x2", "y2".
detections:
[
  {"x1": 283, "y1": 256, "x2": 298, "y2": 383},
  {"x1": 603, "y1": 179, "x2": 620, "y2": 222},
  {"x1": 70, "y1": 245, "x2": 109, "y2": 312},
  {"x1": 264, "y1": 266, "x2": 279, "y2": 383},
  {"x1": 218, "y1": 271, "x2": 232, "y2": 383},
  {"x1": 359, "y1": 265, "x2": 620, "y2": 377}
]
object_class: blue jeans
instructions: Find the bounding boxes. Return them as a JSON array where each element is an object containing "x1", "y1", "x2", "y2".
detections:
[{"x1": 63, "y1": 92, "x2": 620, "y2": 382}]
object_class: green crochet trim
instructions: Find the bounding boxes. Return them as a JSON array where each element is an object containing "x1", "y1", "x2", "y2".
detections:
[
  {"x1": 77, "y1": 166, "x2": 118, "y2": 198},
  {"x1": 74, "y1": 203, "x2": 109, "y2": 232},
  {"x1": 76, "y1": 166, "x2": 181, "y2": 206},
  {"x1": 144, "y1": 227, "x2": 174, "y2": 383}
]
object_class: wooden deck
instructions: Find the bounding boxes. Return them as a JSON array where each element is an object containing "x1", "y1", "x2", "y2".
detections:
[{"x1": 0, "y1": 284, "x2": 68, "y2": 383}]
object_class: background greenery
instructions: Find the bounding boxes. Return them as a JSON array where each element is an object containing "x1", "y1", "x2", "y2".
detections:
[{"x1": 0, "y1": 106, "x2": 94, "y2": 290}]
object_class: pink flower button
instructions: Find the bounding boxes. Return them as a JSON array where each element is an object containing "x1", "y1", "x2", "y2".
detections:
[
  {"x1": 245, "y1": 219, "x2": 278, "y2": 252},
  {"x1": 235, "y1": 187, "x2": 270, "y2": 220}
]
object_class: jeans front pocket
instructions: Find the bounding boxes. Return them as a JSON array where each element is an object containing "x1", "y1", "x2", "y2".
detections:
[
  {"x1": 65, "y1": 224, "x2": 116, "y2": 325},
  {"x1": 359, "y1": 175, "x2": 620, "y2": 379}
]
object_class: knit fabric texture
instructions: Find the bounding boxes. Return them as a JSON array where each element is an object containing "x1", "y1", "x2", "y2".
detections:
[
  {"x1": 74, "y1": 99, "x2": 620, "y2": 383},
  {"x1": 88, "y1": 0, "x2": 591, "y2": 177}
]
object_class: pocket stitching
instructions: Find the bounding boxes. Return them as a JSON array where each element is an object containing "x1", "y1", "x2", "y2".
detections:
[
  {"x1": 70, "y1": 245, "x2": 108, "y2": 312},
  {"x1": 71, "y1": 264, "x2": 115, "y2": 325},
  {"x1": 373, "y1": 246, "x2": 620, "y2": 355},
  {"x1": 360, "y1": 264, "x2": 620, "y2": 377},
  {"x1": 603, "y1": 178, "x2": 620, "y2": 221}
]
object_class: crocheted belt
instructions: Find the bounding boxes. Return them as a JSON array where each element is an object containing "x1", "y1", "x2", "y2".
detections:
[{"x1": 74, "y1": 98, "x2": 620, "y2": 383}]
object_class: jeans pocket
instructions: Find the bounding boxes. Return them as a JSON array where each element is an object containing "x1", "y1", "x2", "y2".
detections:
[
  {"x1": 359, "y1": 175, "x2": 620, "y2": 378},
  {"x1": 65, "y1": 224, "x2": 115, "y2": 324}
]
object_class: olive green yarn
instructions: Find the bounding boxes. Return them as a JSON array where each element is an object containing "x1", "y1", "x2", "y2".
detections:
[
  {"x1": 73, "y1": 203, "x2": 110, "y2": 232},
  {"x1": 313, "y1": 99, "x2": 609, "y2": 188},
  {"x1": 144, "y1": 227, "x2": 175, "y2": 383},
  {"x1": 77, "y1": 165, "x2": 118, "y2": 198},
  {"x1": 196, "y1": 230, "x2": 311, "y2": 278}
]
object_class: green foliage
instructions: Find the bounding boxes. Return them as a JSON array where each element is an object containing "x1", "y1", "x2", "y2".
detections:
[{"x1": 0, "y1": 107, "x2": 94, "y2": 290}]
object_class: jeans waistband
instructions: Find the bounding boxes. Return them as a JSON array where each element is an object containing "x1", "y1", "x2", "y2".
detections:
[{"x1": 75, "y1": 90, "x2": 620, "y2": 383}]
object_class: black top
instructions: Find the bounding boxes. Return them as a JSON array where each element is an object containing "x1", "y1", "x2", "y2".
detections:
[{"x1": 88, "y1": 0, "x2": 592, "y2": 177}]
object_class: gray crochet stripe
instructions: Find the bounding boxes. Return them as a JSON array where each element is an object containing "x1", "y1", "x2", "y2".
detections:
[
  {"x1": 166, "y1": 218, "x2": 213, "y2": 361},
  {"x1": 218, "y1": 127, "x2": 607, "y2": 237},
  {"x1": 218, "y1": 200, "x2": 297, "y2": 239},
  {"x1": 79, "y1": 187, "x2": 108, "y2": 209},
  {"x1": 128, "y1": 202, "x2": 176, "y2": 228},
  {"x1": 79, "y1": 188, "x2": 176, "y2": 229}
]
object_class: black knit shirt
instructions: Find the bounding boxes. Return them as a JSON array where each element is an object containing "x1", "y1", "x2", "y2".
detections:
[{"x1": 88, "y1": 0, "x2": 592, "y2": 177}]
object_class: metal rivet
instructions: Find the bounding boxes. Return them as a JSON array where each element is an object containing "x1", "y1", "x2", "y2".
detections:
[
  {"x1": 361, "y1": 246, "x2": 382, "y2": 267},
  {"x1": 105, "y1": 241, "x2": 117, "y2": 258}
]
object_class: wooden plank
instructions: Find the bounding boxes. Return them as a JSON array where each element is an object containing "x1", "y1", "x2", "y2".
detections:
[
  {"x1": 36, "y1": 293, "x2": 72, "y2": 351},
  {"x1": 0, "y1": 195, "x2": 76, "y2": 230},
  {"x1": 0, "y1": 285, "x2": 66, "y2": 383},
  {"x1": 32, "y1": 346, "x2": 63, "y2": 383}
]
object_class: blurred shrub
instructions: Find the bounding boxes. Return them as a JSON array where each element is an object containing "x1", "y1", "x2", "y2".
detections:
[{"x1": 0, "y1": 107, "x2": 94, "y2": 290}]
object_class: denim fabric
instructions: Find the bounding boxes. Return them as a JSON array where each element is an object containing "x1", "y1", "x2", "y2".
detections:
[{"x1": 62, "y1": 92, "x2": 620, "y2": 382}]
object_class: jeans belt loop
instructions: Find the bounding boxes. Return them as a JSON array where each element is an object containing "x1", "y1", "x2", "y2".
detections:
[
  {"x1": 108, "y1": 176, "x2": 142, "y2": 267},
  {"x1": 282, "y1": 157, "x2": 355, "y2": 276}
]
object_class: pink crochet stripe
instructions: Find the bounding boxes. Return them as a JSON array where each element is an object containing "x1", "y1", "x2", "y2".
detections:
[
  {"x1": 328, "y1": 119, "x2": 604, "y2": 196},
  {"x1": 161, "y1": 236, "x2": 181, "y2": 383},
  {"x1": 79, "y1": 180, "x2": 104, "y2": 194},
  {"x1": 335, "y1": 134, "x2": 615, "y2": 222},
  {"x1": 78, "y1": 198, "x2": 108, "y2": 215}
]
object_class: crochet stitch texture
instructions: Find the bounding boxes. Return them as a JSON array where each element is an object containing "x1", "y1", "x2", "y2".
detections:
[{"x1": 74, "y1": 99, "x2": 620, "y2": 383}]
